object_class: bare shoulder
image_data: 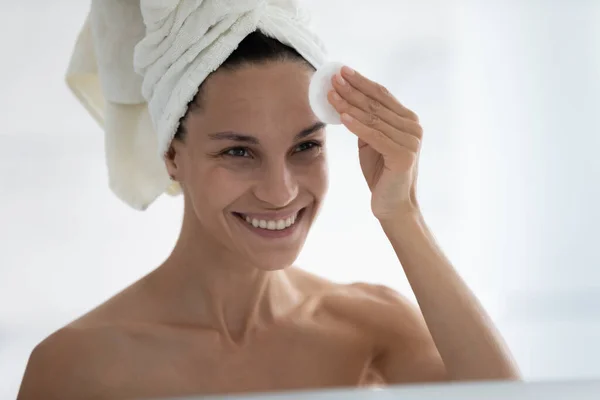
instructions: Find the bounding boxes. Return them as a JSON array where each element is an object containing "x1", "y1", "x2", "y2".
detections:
[
  {"x1": 327, "y1": 282, "x2": 447, "y2": 383},
  {"x1": 322, "y1": 281, "x2": 425, "y2": 333},
  {"x1": 17, "y1": 278, "x2": 156, "y2": 399},
  {"x1": 286, "y1": 269, "x2": 425, "y2": 337},
  {"x1": 287, "y1": 268, "x2": 419, "y2": 324},
  {"x1": 17, "y1": 324, "x2": 125, "y2": 400}
]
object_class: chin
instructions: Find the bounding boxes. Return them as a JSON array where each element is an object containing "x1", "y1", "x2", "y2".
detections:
[{"x1": 227, "y1": 205, "x2": 315, "y2": 270}]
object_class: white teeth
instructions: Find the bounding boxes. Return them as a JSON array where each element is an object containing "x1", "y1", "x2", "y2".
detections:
[{"x1": 242, "y1": 212, "x2": 300, "y2": 231}]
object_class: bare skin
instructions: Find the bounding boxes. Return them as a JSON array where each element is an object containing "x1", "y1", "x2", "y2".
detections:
[
  {"x1": 18, "y1": 61, "x2": 519, "y2": 400},
  {"x1": 19, "y1": 268, "x2": 442, "y2": 399}
]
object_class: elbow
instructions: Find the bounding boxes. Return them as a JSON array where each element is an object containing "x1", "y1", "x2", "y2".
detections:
[
  {"x1": 498, "y1": 368, "x2": 522, "y2": 381},
  {"x1": 492, "y1": 360, "x2": 522, "y2": 381},
  {"x1": 488, "y1": 371, "x2": 522, "y2": 382}
]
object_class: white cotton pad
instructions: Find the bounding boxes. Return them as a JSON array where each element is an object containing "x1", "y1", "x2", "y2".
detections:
[{"x1": 308, "y1": 61, "x2": 345, "y2": 125}]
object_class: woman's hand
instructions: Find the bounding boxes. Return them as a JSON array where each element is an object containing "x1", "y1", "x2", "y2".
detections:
[
  {"x1": 327, "y1": 67, "x2": 520, "y2": 380},
  {"x1": 327, "y1": 66, "x2": 423, "y2": 222}
]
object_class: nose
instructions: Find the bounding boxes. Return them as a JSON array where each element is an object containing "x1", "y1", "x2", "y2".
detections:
[{"x1": 253, "y1": 161, "x2": 299, "y2": 208}]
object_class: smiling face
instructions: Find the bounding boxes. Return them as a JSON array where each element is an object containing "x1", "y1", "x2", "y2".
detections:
[{"x1": 166, "y1": 60, "x2": 329, "y2": 270}]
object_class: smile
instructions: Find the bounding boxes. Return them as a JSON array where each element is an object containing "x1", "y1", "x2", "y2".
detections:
[
  {"x1": 242, "y1": 212, "x2": 298, "y2": 230},
  {"x1": 232, "y1": 209, "x2": 306, "y2": 238}
]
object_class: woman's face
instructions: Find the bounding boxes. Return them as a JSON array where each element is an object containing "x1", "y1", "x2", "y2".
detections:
[{"x1": 167, "y1": 60, "x2": 328, "y2": 270}]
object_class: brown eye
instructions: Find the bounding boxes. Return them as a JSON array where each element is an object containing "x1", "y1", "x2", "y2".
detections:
[
  {"x1": 294, "y1": 141, "x2": 322, "y2": 153},
  {"x1": 223, "y1": 147, "x2": 251, "y2": 158}
]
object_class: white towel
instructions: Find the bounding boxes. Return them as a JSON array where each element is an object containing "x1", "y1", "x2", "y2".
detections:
[{"x1": 66, "y1": 0, "x2": 328, "y2": 210}]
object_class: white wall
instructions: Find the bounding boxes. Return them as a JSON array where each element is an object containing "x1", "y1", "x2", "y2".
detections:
[{"x1": 1, "y1": 0, "x2": 599, "y2": 398}]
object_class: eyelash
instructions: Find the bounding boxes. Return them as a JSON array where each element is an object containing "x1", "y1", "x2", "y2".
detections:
[{"x1": 220, "y1": 141, "x2": 323, "y2": 159}]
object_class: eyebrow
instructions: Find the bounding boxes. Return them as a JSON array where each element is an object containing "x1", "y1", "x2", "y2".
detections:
[{"x1": 207, "y1": 121, "x2": 326, "y2": 144}]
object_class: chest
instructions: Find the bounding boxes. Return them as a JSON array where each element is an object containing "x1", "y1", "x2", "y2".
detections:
[{"x1": 111, "y1": 323, "x2": 380, "y2": 398}]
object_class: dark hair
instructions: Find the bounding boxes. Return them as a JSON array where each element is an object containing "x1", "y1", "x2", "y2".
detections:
[{"x1": 174, "y1": 30, "x2": 313, "y2": 141}]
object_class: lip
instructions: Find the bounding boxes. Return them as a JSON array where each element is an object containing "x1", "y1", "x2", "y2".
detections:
[
  {"x1": 233, "y1": 208, "x2": 306, "y2": 239},
  {"x1": 235, "y1": 209, "x2": 303, "y2": 221}
]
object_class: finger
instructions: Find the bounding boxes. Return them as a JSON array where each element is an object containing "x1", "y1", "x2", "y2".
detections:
[
  {"x1": 328, "y1": 91, "x2": 420, "y2": 152},
  {"x1": 331, "y1": 77, "x2": 424, "y2": 140},
  {"x1": 339, "y1": 113, "x2": 404, "y2": 158},
  {"x1": 339, "y1": 66, "x2": 420, "y2": 122}
]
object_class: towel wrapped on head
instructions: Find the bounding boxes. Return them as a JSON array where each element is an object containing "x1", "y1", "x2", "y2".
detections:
[{"x1": 66, "y1": 0, "x2": 328, "y2": 210}]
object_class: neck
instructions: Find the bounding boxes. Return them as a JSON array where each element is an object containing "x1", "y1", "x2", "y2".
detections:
[{"x1": 148, "y1": 203, "x2": 299, "y2": 343}]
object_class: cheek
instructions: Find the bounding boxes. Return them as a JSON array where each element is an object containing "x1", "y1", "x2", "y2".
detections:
[
  {"x1": 298, "y1": 156, "x2": 329, "y2": 197},
  {"x1": 187, "y1": 166, "x2": 251, "y2": 213},
  {"x1": 317, "y1": 161, "x2": 330, "y2": 195}
]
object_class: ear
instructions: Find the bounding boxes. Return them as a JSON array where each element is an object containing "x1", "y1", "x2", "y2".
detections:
[{"x1": 164, "y1": 141, "x2": 182, "y2": 181}]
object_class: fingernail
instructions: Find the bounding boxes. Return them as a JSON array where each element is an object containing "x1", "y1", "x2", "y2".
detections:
[
  {"x1": 341, "y1": 113, "x2": 353, "y2": 123},
  {"x1": 335, "y1": 74, "x2": 346, "y2": 85},
  {"x1": 342, "y1": 66, "x2": 355, "y2": 75},
  {"x1": 332, "y1": 91, "x2": 342, "y2": 101}
]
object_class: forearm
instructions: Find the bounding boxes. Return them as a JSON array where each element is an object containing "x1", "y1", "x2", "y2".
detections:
[{"x1": 381, "y1": 213, "x2": 520, "y2": 381}]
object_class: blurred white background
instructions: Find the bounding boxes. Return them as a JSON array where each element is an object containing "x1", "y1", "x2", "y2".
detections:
[{"x1": 1, "y1": 0, "x2": 599, "y2": 398}]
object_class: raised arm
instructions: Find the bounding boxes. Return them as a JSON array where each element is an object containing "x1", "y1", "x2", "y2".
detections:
[
  {"x1": 326, "y1": 65, "x2": 519, "y2": 382},
  {"x1": 377, "y1": 214, "x2": 520, "y2": 381}
]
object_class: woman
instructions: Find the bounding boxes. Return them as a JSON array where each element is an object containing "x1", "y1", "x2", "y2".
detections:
[{"x1": 18, "y1": 5, "x2": 519, "y2": 400}]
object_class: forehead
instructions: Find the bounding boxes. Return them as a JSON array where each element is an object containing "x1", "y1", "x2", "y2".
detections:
[{"x1": 199, "y1": 61, "x2": 316, "y2": 124}]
